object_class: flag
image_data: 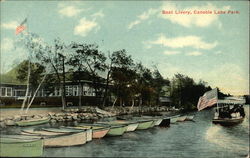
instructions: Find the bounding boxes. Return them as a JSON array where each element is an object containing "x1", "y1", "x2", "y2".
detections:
[
  {"x1": 197, "y1": 88, "x2": 218, "y2": 111},
  {"x1": 15, "y1": 18, "x2": 27, "y2": 35}
]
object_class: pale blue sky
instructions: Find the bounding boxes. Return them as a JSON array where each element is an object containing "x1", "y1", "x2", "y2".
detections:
[{"x1": 1, "y1": 1, "x2": 249, "y2": 95}]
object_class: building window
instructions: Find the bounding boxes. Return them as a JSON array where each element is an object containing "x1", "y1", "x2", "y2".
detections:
[
  {"x1": 15, "y1": 90, "x2": 26, "y2": 97},
  {"x1": 54, "y1": 87, "x2": 61, "y2": 96},
  {"x1": 1, "y1": 88, "x2": 6, "y2": 96},
  {"x1": 73, "y1": 86, "x2": 78, "y2": 96},
  {"x1": 66, "y1": 86, "x2": 73, "y2": 96},
  {"x1": 0, "y1": 87, "x2": 12, "y2": 97}
]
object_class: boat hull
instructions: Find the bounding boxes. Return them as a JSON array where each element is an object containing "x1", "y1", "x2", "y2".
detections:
[
  {"x1": 154, "y1": 118, "x2": 163, "y2": 126},
  {"x1": 22, "y1": 129, "x2": 87, "y2": 147},
  {"x1": 44, "y1": 132, "x2": 87, "y2": 147},
  {"x1": 107, "y1": 126, "x2": 126, "y2": 136},
  {"x1": 93, "y1": 128, "x2": 110, "y2": 138},
  {"x1": 0, "y1": 136, "x2": 43, "y2": 157},
  {"x1": 137, "y1": 120, "x2": 154, "y2": 130},
  {"x1": 74, "y1": 125, "x2": 110, "y2": 139},
  {"x1": 212, "y1": 117, "x2": 244, "y2": 126},
  {"x1": 176, "y1": 116, "x2": 187, "y2": 122},
  {"x1": 16, "y1": 117, "x2": 50, "y2": 126},
  {"x1": 159, "y1": 118, "x2": 170, "y2": 127},
  {"x1": 170, "y1": 115, "x2": 180, "y2": 123},
  {"x1": 125, "y1": 123, "x2": 139, "y2": 132},
  {"x1": 185, "y1": 115, "x2": 194, "y2": 121},
  {"x1": 113, "y1": 120, "x2": 139, "y2": 132},
  {"x1": 149, "y1": 120, "x2": 157, "y2": 128}
]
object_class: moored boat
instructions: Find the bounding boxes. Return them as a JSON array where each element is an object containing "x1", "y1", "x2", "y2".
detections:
[
  {"x1": 142, "y1": 116, "x2": 163, "y2": 127},
  {"x1": 114, "y1": 120, "x2": 139, "y2": 132},
  {"x1": 96, "y1": 123, "x2": 127, "y2": 136},
  {"x1": 136, "y1": 120, "x2": 154, "y2": 130},
  {"x1": 159, "y1": 118, "x2": 170, "y2": 127},
  {"x1": 15, "y1": 117, "x2": 50, "y2": 126},
  {"x1": 21, "y1": 128, "x2": 87, "y2": 147},
  {"x1": 65, "y1": 125, "x2": 110, "y2": 139},
  {"x1": 80, "y1": 124, "x2": 110, "y2": 138},
  {"x1": 170, "y1": 115, "x2": 180, "y2": 124},
  {"x1": 153, "y1": 118, "x2": 163, "y2": 126},
  {"x1": 107, "y1": 125, "x2": 127, "y2": 136},
  {"x1": 176, "y1": 115, "x2": 187, "y2": 122},
  {"x1": 0, "y1": 135, "x2": 43, "y2": 157},
  {"x1": 43, "y1": 127, "x2": 92, "y2": 142},
  {"x1": 212, "y1": 117, "x2": 244, "y2": 126},
  {"x1": 185, "y1": 115, "x2": 194, "y2": 121}
]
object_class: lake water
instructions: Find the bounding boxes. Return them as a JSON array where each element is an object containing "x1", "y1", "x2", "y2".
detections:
[{"x1": 1, "y1": 106, "x2": 249, "y2": 157}]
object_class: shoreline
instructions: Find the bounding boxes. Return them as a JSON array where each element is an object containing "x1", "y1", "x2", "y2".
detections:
[{"x1": 0, "y1": 106, "x2": 179, "y2": 128}]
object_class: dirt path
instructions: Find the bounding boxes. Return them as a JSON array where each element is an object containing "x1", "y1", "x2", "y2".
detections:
[{"x1": 0, "y1": 107, "x2": 62, "y2": 118}]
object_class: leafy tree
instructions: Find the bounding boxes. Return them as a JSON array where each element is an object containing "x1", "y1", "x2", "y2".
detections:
[
  {"x1": 109, "y1": 49, "x2": 135, "y2": 107},
  {"x1": 69, "y1": 43, "x2": 107, "y2": 106},
  {"x1": 170, "y1": 73, "x2": 207, "y2": 110},
  {"x1": 16, "y1": 60, "x2": 46, "y2": 92},
  {"x1": 20, "y1": 33, "x2": 69, "y2": 109},
  {"x1": 152, "y1": 68, "x2": 170, "y2": 105}
]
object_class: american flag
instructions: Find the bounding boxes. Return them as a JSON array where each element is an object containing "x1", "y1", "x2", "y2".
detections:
[
  {"x1": 15, "y1": 18, "x2": 27, "y2": 35},
  {"x1": 197, "y1": 88, "x2": 218, "y2": 111}
]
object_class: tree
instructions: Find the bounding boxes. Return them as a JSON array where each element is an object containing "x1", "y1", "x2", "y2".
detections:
[
  {"x1": 20, "y1": 33, "x2": 68, "y2": 110},
  {"x1": 170, "y1": 73, "x2": 206, "y2": 110},
  {"x1": 152, "y1": 68, "x2": 170, "y2": 105},
  {"x1": 16, "y1": 60, "x2": 46, "y2": 93},
  {"x1": 69, "y1": 43, "x2": 107, "y2": 107},
  {"x1": 109, "y1": 49, "x2": 135, "y2": 107}
]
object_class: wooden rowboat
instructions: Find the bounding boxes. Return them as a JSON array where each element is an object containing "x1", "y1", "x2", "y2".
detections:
[
  {"x1": 0, "y1": 135, "x2": 43, "y2": 157},
  {"x1": 136, "y1": 120, "x2": 154, "y2": 130},
  {"x1": 21, "y1": 128, "x2": 87, "y2": 147},
  {"x1": 96, "y1": 122, "x2": 127, "y2": 136},
  {"x1": 185, "y1": 115, "x2": 194, "y2": 121},
  {"x1": 159, "y1": 118, "x2": 170, "y2": 127},
  {"x1": 176, "y1": 115, "x2": 187, "y2": 122},
  {"x1": 170, "y1": 115, "x2": 181, "y2": 124},
  {"x1": 15, "y1": 117, "x2": 50, "y2": 127},
  {"x1": 113, "y1": 120, "x2": 139, "y2": 132},
  {"x1": 65, "y1": 125, "x2": 110, "y2": 139},
  {"x1": 153, "y1": 118, "x2": 163, "y2": 126},
  {"x1": 42, "y1": 127, "x2": 92, "y2": 142}
]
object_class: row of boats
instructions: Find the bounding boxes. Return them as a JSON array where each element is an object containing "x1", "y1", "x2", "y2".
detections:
[{"x1": 0, "y1": 114, "x2": 194, "y2": 157}]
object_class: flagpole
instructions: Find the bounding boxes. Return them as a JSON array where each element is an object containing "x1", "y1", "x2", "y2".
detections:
[
  {"x1": 19, "y1": 17, "x2": 30, "y2": 114},
  {"x1": 216, "y1": 88, "x2": 219, "y2": 113}
]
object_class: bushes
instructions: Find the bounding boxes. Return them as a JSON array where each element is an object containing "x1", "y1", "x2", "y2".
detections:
[{"x1": 0, "y1": 97, "x2": 22, "y2": 106}]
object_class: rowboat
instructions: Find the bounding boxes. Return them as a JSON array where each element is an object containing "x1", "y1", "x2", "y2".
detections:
[
  {"x1": 153, "y1": 118, "x2": 163, "y2": 126},
  {"x1": 99, "y1": 120, "x2": 139, "y2": 132},
  {"x1": 114, "y1": 120, "x2": 139, "y2": 132},
  {"x1": 21, "y1": 128, "x2": 87, "y2": 147},
  {"x1": 96, "y1": 122, "x2": 127, "y2": 136},
  {"x1": 212, "y1": 117, "x2": 244, "y2": 126},
  {"x1": 15, "y1": 117, "x2": 50, "y2": 126},
  {"x1": 170, "y1": 115, "x2": 180, "y2": 124},
  {"x1": 159, "y1": 118, "x2": 170, "y2": 127},
  {"x1": 136, "y1": 120, "x2": 154, "y2": 130},
  {"x1": 42, "y1": 127, "x2": 92, "y2": 142},
  {"x1": 185, "y1": 115, "x2": 194, "y2": 121},
  {"x1": 137, "y1": 116, "x2": 162, "y2": 127},
  {"x1": 176, "y1": 115, "x2": 187, "y2": 122},
  {"x1": 65, "y1": 125, "x2": 110, "y2": 139},
  {"x1": 0, "y1": 135, "x2": 43, "y2": 157}
]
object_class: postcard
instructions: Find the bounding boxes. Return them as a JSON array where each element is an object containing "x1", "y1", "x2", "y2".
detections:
[{"x1": 0, "y1": 1, "x2": 249, "y2": 157}]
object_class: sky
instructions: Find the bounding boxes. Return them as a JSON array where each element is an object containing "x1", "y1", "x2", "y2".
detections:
[{"x1": 0, "y1": 1, "x2": 249, "y2": 95}]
